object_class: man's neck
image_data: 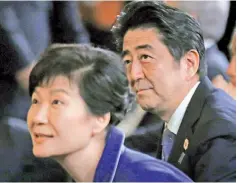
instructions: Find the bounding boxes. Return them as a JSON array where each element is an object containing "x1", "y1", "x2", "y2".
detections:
[{"x1": 159, "y1": 79, "x2": 200, "y2": 122}]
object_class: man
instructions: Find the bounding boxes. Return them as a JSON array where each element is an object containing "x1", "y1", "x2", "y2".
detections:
[{"x1": 112, "y1": 1, "x2": 236, "y2": 181}]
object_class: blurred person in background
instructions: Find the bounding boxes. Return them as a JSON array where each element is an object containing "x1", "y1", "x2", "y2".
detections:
[
  {"x1": 213, "y1": 28, "x2": 236, "y2": 99},
  {"x1": 0, "y1": 116, "x2": 68, "y2": 181},
  {"x1": 27, "y1": 44, "x2": 192, "y2": 182},
  {"x1": 112, "y1": 1, "x2": 236, "y2": 181},
  {"x1": 79, "y1": 1, "x2": 125, "y2": 51},
  {"x1": 0, "y1": 1, "x2": 89, "y2": 120},
  {"x1": 165, "y1": 1, "x2": 230, "y2": 82},
  {"x1": 0, "y1": 1, "x2": 89, "y2": 181}
]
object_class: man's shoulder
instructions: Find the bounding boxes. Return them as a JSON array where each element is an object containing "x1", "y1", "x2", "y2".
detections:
[
  {"x1": 184, "y1": 88, "x2": 235, "y2": 153},
  {"x1": 181, "y1": 84, "x2": 236, "y2": 149},
  {"x1": 189, "y1": 81, "x2": 235, "y2": 125}
]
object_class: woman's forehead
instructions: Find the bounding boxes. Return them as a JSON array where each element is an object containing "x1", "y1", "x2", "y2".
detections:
[{"x1": 34, "y1": 75, "x2": 79, "y2": 94}]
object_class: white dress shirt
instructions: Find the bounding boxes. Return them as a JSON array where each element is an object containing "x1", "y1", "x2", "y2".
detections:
[{"x1": 167, "y1": 81, "x2": 200, "y2": 135}]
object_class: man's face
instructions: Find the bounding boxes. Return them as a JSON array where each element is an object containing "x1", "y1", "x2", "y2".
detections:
[{"x1": 122, "y1": 28, "x2": 187, "y2": 120}]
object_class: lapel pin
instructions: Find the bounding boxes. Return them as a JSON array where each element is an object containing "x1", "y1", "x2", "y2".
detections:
[
  {"x1": 183, "y1": 138, "x2": 189, "y2": 150},
  {"x1": 178, "y1": 152, "x2": 186, "y2": 164}
]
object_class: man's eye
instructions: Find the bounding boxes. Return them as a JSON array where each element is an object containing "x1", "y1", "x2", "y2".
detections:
[
  {"x1": 52, "y1": 100, "x2": 63, "y2": 105},
  {"x1": 141, "y1": 54, "x2": 151, "y2": 60},
  {"x1": 32, "y1": 98, "x2": 38, "y2": 104},
  {"x1": 123, "y1": 60, "x2": 131, "y2": 65}
]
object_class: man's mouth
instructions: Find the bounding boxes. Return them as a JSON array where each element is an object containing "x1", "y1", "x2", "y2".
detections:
[{"x1": 136, "y1": 88, "x2": 152, "y2": 93}]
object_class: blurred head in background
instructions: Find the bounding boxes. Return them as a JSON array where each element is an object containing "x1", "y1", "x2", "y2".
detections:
[{"x1": 165, "y1": 1, "x2": 230, "y2": 43}]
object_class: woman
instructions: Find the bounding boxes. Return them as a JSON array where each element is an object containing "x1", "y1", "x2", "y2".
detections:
[{"x1": 27, "y1": 44, "x2": 192, "y2": 182}]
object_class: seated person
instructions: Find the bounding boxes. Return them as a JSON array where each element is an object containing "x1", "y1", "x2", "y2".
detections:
[
  {"x1": 26, "y1": 44, "x2": 192, "y2": 182},
  {"x1": 0, "y1": 116, "x2": 68, "y2": 181},
  {"x1": 212, "y1": 28, "x2": 236, "y2": 99}
]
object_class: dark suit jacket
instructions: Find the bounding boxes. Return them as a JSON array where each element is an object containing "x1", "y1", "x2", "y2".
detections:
[
  {"x1": 0, "y1": 1, "x2": 89, "y2": 119},
  {"x1": 155, "y1": 77, "x2": 236, "y2": 181},
  {"x1": 0, "y1": 117, "x2": 69, "y2": 181}
]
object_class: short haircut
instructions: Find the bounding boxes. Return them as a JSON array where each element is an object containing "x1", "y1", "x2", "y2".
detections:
[
  {"x1": 111, "y1": 1, "x2": 207, "y2": 77},
  {"x1": 29, "y1": 44, "x2": 133, "y2": 124}
]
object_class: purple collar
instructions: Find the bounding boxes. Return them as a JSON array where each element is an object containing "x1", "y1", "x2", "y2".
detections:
[{"x1": 93, "y1": 126, "x2": 125, "y2": 182}]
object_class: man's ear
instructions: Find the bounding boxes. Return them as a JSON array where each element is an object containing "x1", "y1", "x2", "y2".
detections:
[
  {"x1": 92, "y1": 112, "x2": 111, "y2": 135},
  {"x1": 181, "y1": 49, "x2": 200, "y2": 81}
]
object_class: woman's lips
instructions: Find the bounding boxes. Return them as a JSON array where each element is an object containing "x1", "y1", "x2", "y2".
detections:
[{"x1": 33, "y1": 133, "x2": 54, "y2": 144}]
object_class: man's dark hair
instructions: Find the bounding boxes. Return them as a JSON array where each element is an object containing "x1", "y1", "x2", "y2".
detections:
[
  {"x1": 111, "y1": 1, "x2": 207, "y2": 77},
  {"x1": 29, "y1": 44, "x2": 133, "y2": 124}
]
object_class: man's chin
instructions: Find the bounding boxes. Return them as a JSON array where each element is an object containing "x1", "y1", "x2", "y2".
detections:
[{"x1": 139, "y1": 104, "x2": 155, "y2": 113}]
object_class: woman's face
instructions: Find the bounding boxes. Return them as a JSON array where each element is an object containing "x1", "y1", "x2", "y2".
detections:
[{"x1": 27, "y1": 75, "x2": 97, "y2": 158}]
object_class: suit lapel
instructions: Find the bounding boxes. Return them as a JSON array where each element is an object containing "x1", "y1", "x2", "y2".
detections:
[{"x1": 168, "y1": 77, "x2": 214, "y2": 166}]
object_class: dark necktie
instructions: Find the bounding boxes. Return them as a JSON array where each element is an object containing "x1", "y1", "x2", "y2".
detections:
[{"x1": 161, "y1": 125, "x2": 176, "y2": 161}]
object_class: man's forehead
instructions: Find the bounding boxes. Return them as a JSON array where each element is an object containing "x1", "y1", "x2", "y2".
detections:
[
  {"x1": 124, "y1": 27, "x2": 159, "y2": 40},
  {"x1": 122, "y1": 28, "x2": 163, "y2": 52},
  {"x1": 121, "y1": 44, "x2": 154, "y2": 58}
]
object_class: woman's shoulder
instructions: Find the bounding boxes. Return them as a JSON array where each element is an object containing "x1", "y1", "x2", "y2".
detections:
[{"x1": 114, "y1": 147, "x2": 192, "y2": 182}]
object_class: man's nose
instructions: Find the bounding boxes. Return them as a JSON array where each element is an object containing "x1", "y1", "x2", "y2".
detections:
[{"x1": 130, "y1": 60, "x2": 144, "y2": 81}]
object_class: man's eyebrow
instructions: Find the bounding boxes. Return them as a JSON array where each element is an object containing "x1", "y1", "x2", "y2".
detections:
[
  {"x1": 121, "y1": 44, "x2": 153, "y2": 58},
  {"x1": 121, "y1": 50, "x2": 130, "y2": 58},
  {"x1": 135, "y1": 44, "x2": 153, "y2": 51}
]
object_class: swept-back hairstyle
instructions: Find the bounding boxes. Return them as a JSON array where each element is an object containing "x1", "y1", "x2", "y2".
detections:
[
  {"x1": 29, "y1": 44, "x2": 133, "y2": 124},
  {"x1": 112, "y1": 0, "x2": 207, "y2": 77}
]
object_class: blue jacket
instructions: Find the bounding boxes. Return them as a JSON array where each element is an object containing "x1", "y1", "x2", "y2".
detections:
[{"x1": 94, "y1": 126, "x2": 192, "y2": 182}]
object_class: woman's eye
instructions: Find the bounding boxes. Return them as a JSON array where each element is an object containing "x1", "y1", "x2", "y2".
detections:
[
  {"x1": 52, "y1": 100, "x2": 63, "y2": 105},
  {"x1": 32, "y1": 98, "x2": 38, "y2": 104}
]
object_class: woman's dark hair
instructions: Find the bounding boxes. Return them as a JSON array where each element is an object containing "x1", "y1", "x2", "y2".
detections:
[{"x1": 29, "y1": 44, "x2": 133, "y2": 124}]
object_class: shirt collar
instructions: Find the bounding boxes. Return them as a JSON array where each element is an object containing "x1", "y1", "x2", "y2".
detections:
[
  {"x1": 93, "y1": 126, "x2": 125, "y2": 182},
  {"x1": 167, "y1": 81, "x2": 200, "y2": 134}
]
